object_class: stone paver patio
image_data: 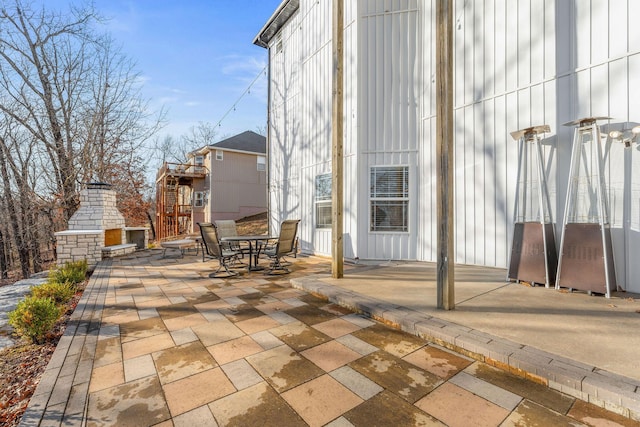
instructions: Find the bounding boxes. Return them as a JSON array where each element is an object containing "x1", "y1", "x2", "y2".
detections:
[{"x1": 19, "y1": 250, "x2": 640, "y2": 426}]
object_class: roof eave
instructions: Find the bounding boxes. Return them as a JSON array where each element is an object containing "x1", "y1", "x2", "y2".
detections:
[
  {"x1": 206, "y1": 146, "x2": 266, "y2": 156},
  {"x1": 252, "y1": 0, "x2": 299, "y2": 49}
]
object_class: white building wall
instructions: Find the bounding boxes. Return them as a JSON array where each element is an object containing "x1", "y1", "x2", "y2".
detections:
[
  {"x1": 264, "y1": 0, "x2": 640, "y2": 291},
  {"x1": 268, "y1": 0, "x2": 359, "y2": 259},
  {"x1": 418, "y1": 1, "x2": 435, "y2": 263},
  {"x1": 359, "y1": 0, "x2": 421, "y2": 260},
  {"x1": 268, "y1": 10, "x2": 302, "y2": 234},
  {"x1": 414, "y1": 0, "x2": 640, "y2": 291},
  {"x1": 298, "y1": 0, "x2": 331, "y2": 256},
  {"x1": 434, "y1": 0, "x2": 559, "y2": 269}
]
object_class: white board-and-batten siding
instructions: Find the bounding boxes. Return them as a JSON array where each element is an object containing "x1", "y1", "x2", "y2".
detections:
[
  {"x1": 268, "y1": 0, "x2": 360, "y2": 258},
  {"x1": 264, "y1": 0, "x2": 640, "y2": 292}
]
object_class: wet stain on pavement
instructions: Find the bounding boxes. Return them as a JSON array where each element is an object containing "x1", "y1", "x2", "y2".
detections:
[
  {"x1": 153, "y1": 341, "x2": 217, "y2": 384},
  {"x1": 246, "y1": 345, "x2": 324, "y2": 393},
  {"x1": 191, "y1": 318, "x2": 244, "y2": 346},
  {"x1": 285, "y1": 304, "x2": 338, "y2": 325},
  {"x1": 253, "y1": 283, "x2": 289, "y2": 294},
  {"x1": 220, "y1": 304, "x2": 266, "y2": 322},
  {"x1": 568, "y1": 399, "x2": 640, "y2": 427},
  {"x1": 297, "y1": 292, "x2": 332, "y2": 307},
  {"x1": 466, "y1": 362, "x2": 575, "y2": 415},
  {"x1": 403, "y1": 345, "x2": 473, "y2": 379},
  {"x1": 210, "y1": 382, "x2": 306, "y2": 427},
  {"x1": 238, "y1": 292, "x2": 278, "y2": 306},
  {"x1": 119, "y1": 317, "x2": 167, "y2": 342},
  {"x1": 184, "y1": 292, "x2": 220, "y2": 305},
  {"x1": 352, "y1": 324, "x2": 426, "y2": 357},
  {"x1": 87, "y1": 376, "x2": 169, "y2": 427},
  {"x1": 102, "y1": 305, "x2": 137, "y2": 320},
  {"x1": 501, "y1": 399, "x2": 585, "y2": 427},
  {"x1": 156, "y1": 302, "x2": 199, "y2": 320},
  {"x1": 321, "y1": 303, "x2": 355, "y2": 316},
  {"x1": 270, "y1": 321, "x2": 332, "y2": 352},
  {"x1": 349, "y1": 351, "x2": 441, "y2": 403},
  {"x1": 344, "y1": 390, "x2": 444, "y2": 427},
  {"x1": 94, "y1": 337, "x2": 122, "y2": 368}
]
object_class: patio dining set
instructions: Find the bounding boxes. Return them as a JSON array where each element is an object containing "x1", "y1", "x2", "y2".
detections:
[{"x1": 197, "y1": 219, "x2": 300, "y2": 278}]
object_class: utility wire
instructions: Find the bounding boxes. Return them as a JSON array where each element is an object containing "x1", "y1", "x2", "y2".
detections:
[{"x1": 214, "y1": 65, "x2": 267, "y2": 128}]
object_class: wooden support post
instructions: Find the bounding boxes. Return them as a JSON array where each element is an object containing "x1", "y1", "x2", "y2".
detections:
[
  {"x1": 331, "y1": 0, "x2": 344, "y2": 278},
  {"x1": 436, "y1": 0, "x2": 455, "y2": 310}
]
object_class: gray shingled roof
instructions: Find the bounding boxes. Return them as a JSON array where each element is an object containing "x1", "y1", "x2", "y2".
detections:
[{"x1": 210, "y1": 130, "x2": 266, "y2": 154}]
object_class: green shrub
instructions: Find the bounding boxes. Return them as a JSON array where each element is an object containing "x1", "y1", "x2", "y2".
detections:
[
  {"x1": 49, "y1": 259, "x2": 88, "y2": 285},
  {"x1": 8, "y1": 297, "x2": 63, "y2": 344},
  {"x1": 31, "y1": 281, "x2": 76, "y2": 305}
]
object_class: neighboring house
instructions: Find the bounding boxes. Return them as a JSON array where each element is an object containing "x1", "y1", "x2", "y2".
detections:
[
  {"x1": 254, "y1": 1, "x2": 640, "y2": 292},
  {"x1": 155, "y1": 130, "x2": 267, "y2": 239}
]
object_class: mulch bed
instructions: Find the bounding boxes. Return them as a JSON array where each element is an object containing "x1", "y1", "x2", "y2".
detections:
[{"x1": 0, "y1": 282, "x2": 85, "y2": 427}]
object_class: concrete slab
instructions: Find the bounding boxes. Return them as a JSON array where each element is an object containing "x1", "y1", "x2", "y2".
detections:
[{"x1": 316, "y1": 262, "x2": 640, "y2": 382}]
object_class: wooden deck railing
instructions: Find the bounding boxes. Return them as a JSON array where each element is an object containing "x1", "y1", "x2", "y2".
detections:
[{"x1": 156, "y1": 162, "x2": 208, "y2": 181}]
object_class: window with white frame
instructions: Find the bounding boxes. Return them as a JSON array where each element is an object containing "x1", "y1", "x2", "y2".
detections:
[
  {"x1": 257, "y1": 156, "x2": 266, "y2": 171},
  {"x1": 216, "y1": 150, "x2": 223, "y2": 161},
  {"x1": 370, "y1": 166, "x2": 409, "y2": 232},
  {"x1": 315, "y1": 174, "x2": 332, "y2": 229},
  {"x1": 194, "y1": 155, "x2": 204, "y2": 172},
  {"x1": 194, "y1": 191, "x2": 205, "y2": 208}
]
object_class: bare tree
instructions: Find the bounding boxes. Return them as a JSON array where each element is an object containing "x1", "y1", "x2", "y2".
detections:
[
  {"x1": 79, "y1": 36, "x2": 165, "y2": 184},
  {"x1": 152, "y1": 134, "x2": 183, "y2": 164},
  {"x1": 0, "y1": 3, "x2": 95, "y2": 221},
  {"x1": 0, "y1": 1, "x2": 163, "y2": 217},
  {"x1": 0, "y1": 131, "x2": 30, "y2": 277},
  {"x1": 254, "y1": 124, "x2": 267, "y2": 136},
  {"x1": 181, "y1": 121, "x2": 218, "y2": 156},
  {"x1": 151, "y1": 121, "x2": 218, "y2": 167},
  {"x1": 0, "y1": 0, "x2": 164, "y2": 277}
]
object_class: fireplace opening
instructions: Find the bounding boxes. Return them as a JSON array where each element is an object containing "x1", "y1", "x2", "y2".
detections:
[{"x1": 105, "y1": 229, "x2": 122, "y2": 246}]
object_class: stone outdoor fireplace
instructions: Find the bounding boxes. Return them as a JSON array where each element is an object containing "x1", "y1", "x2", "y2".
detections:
[{"x1": 55, "y1": 183, "x2": 148, "y2": 267}]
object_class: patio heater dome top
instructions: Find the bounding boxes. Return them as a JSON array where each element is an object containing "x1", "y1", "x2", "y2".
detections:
[
  {"x1": 563, "y1": 117, "x2": 612, "y2": 127},
  {"x1": 510, "y1": 125, "x2": 550, "y2": 141}
]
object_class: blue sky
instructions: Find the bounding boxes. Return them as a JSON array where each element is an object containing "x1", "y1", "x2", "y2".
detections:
[{"x1": 48, "y1": 0, "x2": 282, "y2": 142}]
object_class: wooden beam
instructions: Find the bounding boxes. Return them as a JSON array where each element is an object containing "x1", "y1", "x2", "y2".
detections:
[
  {"x1": 331, "y1": 0, "x2": 344, "y2": 278},
  {"x1": 436, "y1": 0, "x2": 455, "y2": 310}
]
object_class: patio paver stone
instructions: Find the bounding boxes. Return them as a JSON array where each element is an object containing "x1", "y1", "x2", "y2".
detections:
[{"x1": 22, "y1": 251, "x2": 640, "y2": 426}]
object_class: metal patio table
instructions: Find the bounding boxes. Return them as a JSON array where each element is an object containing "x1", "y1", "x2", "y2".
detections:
[{"x1": 221, "y1": 235, "x2": 275, "y2": 271}]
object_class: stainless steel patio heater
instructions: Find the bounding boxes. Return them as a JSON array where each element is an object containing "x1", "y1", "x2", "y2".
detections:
[
  {"x1": 556, "y1": 117, "x2": 616, "y2": 297},
  {"x1": 507, "y1": 125, "x2": 557, "y2": 287}
]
